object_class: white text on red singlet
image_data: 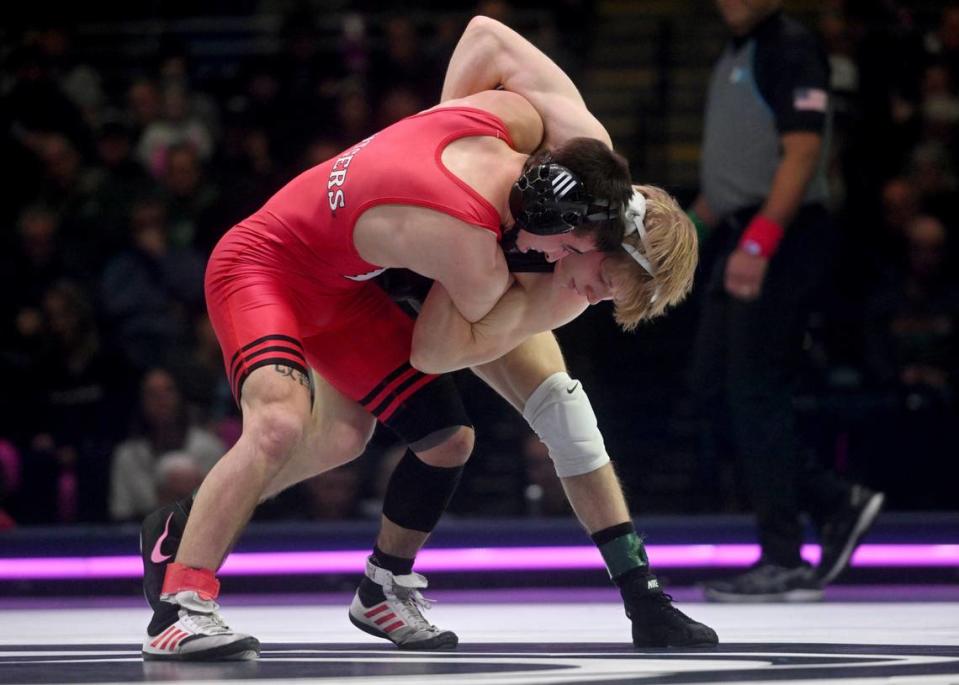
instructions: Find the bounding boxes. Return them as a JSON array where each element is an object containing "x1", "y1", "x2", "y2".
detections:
[{"x1": 327, "y1": 134, "x2": 377, "y2": 212}]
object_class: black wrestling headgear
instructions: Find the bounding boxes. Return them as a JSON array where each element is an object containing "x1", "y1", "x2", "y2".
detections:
[{"x1": 508, "y1": 159, "x2": 613, "y2": 235}]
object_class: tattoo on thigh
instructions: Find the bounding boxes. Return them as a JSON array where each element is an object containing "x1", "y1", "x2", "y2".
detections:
[{"x1": 273, "y1": 364, "x2": 312, "y2": 391}]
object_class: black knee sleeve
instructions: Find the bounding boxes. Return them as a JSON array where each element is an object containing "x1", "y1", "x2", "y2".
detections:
[{"x1": 382, "y1": 449, "x2": 463, "y2": 533}]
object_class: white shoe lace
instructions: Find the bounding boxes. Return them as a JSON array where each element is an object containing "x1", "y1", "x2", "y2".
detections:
[
  {"x1": 389, "y1": 585, "x2": 437, "y2": 633},
  {"x1": 170, "y1": 591, "x2": 232, "y2": 635},
  {"x1": 180, "y1": 609, "x2": 231, "y2": 635}
]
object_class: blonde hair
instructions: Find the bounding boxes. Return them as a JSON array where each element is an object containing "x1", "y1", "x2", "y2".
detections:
[{"x1": 605, "y1": 184, "x2": 698, "y2": 331}]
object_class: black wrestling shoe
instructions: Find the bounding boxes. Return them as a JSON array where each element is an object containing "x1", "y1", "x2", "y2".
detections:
[
  {"x1": 622, "y1": 573, "x2": 719, "y2": 647},
  {"x1": 141, "y1": 497, "x2": 193, "y2": 611},
  {"x1": 704, "y1": 560, "x2": 823, "y2": 603},
  {"x1": 817, "y1": 485, "x2": 885, "y2": 585}
]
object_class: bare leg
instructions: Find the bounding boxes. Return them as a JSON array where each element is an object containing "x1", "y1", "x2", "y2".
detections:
[
  {"x1": 146, "y1": 364, "x2": 315, "y2": 661},
  {"x1": 262, "y1": 371, "x2": 376, "y2": 500},
  {"x1": 473, "y1": 331, "x2": 632, "y2": 533},
  {"x1": 176, "y1": 365, "x2": 312, "y2": 570},
  {"x1": 560, "y1": 464, "x2": 631, "y2": 533},
  {"x1": 473, "y1": 332, "x2": 718, "y2": 647}
]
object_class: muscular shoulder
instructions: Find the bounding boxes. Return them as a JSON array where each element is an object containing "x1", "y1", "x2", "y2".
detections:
[{"x1": 435, "y1": 90, "x2": 544, "y2": 153}]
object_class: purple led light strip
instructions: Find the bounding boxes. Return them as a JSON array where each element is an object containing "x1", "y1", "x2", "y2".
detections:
[{"x1": 0, "y1": 544, "x2": 956, "y2": 580}]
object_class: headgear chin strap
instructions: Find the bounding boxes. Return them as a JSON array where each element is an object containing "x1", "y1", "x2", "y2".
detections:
[
  {"x1": 509, "y1": 160, "x2": 612, "y2": 235},
  {"x1": 622, "y1": 190, "x2": 660, "y2": 302}
]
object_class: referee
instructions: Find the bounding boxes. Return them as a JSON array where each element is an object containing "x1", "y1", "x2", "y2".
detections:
[{"x1": 688, "y1": 0, "x2": 884, "y2": 602}]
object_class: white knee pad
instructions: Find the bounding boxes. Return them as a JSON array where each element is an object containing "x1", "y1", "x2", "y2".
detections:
[{"x1": 522, "y1": 372, "x2": 610, "y2": 478}]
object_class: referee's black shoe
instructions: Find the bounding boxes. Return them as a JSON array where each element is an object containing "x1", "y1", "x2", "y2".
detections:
[
  {"x1": 703, "y1": 560, "x2": 823, "y2": 603},
  {"x1": 621, "y1": 573, "x2": 719, "y2": 648},
  {"x1": 817, "y1": 485, "x2": 885, "y2": 585},
  {"x1": 141, "y1": 497, "x2": 193, "y2": 611}
]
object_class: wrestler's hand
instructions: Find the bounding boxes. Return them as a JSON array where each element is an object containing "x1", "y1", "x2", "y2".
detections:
[{"x1": 724, "y1": 248, "x2": 768, "y2": 301}]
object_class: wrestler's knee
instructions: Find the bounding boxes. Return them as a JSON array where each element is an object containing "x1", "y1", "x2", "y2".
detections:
[
  {"x1": 523, "y1": 372, "x2": 610, "y2": 478},
  {"x1": 247, "y1": 402, "x2": 309, "y2": 467},
  {"x1": 415, "y1": 425, "x2": 475, "y2": 468}
]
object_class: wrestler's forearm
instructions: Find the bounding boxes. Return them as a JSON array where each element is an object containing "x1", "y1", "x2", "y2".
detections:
[
  {"x1": 760, "y1": 131, "x2": 822, "y2": 229},
  {"x1": 410, "y1": 277, "x2": 586, "y2": 374},
  {"x1": 411, "y1": 282, "x2": 528, "y2": 373}
]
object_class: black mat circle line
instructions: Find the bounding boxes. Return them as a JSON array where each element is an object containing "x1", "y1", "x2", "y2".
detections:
[{"x1": 1, "y1": 643, "x2": 958, "y2": 684}]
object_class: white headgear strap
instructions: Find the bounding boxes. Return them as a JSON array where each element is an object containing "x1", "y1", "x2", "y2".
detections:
[{"x1": 621, "y1": 190, "x2": 659, "y2": 302}]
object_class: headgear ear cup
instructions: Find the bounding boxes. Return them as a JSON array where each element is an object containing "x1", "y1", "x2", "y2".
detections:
[{"x1": 509, "y1": 163, "x2": 593, "y2": 235}]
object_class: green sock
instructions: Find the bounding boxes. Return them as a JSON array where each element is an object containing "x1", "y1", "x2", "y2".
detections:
[{"x1": 591, "y1": 522, "x2": 649, "y2": 582}]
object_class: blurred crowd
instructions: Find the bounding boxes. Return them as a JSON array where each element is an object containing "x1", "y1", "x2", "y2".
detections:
[
  {"x1": 0, "y1": 0, "x2": 956, "y2": 529},
  {"x1": 795, "y1": 0, "x2": 959, "y2": 510}
]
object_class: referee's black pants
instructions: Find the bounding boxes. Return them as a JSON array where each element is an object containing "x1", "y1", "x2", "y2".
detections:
[{"x1": 690, "y1": 203, "x2": 850, "y2": 567}]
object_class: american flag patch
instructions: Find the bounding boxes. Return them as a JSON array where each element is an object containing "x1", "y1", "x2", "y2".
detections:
[{"x1": 793, "y1": 88, "x2": 828, "y2": 112}]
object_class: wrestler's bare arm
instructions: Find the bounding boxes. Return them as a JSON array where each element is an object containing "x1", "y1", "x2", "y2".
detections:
[
  {"x1": 410, "y1": 273, "x2": 588, "y2": 374},
  {"x1": 355, "y1": 205, "x2": 511, "y2": 324},
  {"x1": 441, "y1": 15, "x2": 611, "y2": 149}
]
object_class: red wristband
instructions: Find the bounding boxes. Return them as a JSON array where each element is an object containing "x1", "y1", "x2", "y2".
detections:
[
  {"x1": 161, "y1": 562, "x2": 221, "y2": 600},
  {"x1": 738, "y1": 215, "x2": 784, "y2": 258}
]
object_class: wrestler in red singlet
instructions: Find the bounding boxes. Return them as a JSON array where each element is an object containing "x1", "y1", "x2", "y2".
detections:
[{"x1": 205, "y1": 107, "x2": 513, "y2": 424}]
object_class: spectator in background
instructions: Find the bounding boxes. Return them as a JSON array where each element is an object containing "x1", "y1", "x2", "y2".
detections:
[
  {"x1": 0, "y1": 206, "x2": 83, "y2": 349},
  {"x1": 855, "y1": 175, "x2": 922, "y2": 289},
  {"x1": 86, "y1": 117, "x2": 154, "y2": 257},
  {"x1": 836, "y1": 175, "x2": 922, "y2": 359},
  {"x1": 687, "y1": 0, "x2": 883, "y2": 602},
  {"x1": 153, "y1": 452, "x2": 207, "y2": 511},
  {"x1": 866, "y1": 214, "x2": 959, "y2": 394},
  {"x1": 137, "y1": 82, "x2": 215, "y2": 180},
  {"x1": 110, "y1": 368, "x2": 223, "y2": 522},
  {"x1": 21, "y1": 281, "x2": 129, "y2": 523},
  {"x1": 33, "y1": 24, "x2": 105, "y2": 130},
  {"x1": 339, "y1": 13, "x2": 370, "y2": 80},
  {"x1": 235, "y1": 64, "x2": 283, "y2": 146},
  {"x1": 217, "y1": 120, "x2": 285, "y2": 230},
  {"x1": 166, "y1": 312, "x2": 240, "y2": 448},
  {"x1": 907, "y1": 141, "x2": 958, "y2": 229},
  {"x1": 31, "y1": 133, "x2": 103, "y2": 268},
  {"x1": 918, "y1": 62, "x2": 959, "y2": 145},
  {"x1": 156, "y1": 46, "x2": 221, "y2": 146},
  {"x1": 160, "y1": 143, "x2": 223, "y2": 250},
  {"x1": 881, "y1": 176, "x2": 921, "y2": 254},
  {"x1": 1, "y1": 43, "x2": 92, "y2": 159},
  {"x1": 100, "y1": 196, "x2": 205, "y2": 370},
  {"x1": 861, "y1": 214, "x2": 959, "y2": 509},
  {"x1": 924, "y1": 4, "x2": 959, "y2": 85},
  {"x1": 127, "y1": 77, "x2": 163, "y2": 142}
]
